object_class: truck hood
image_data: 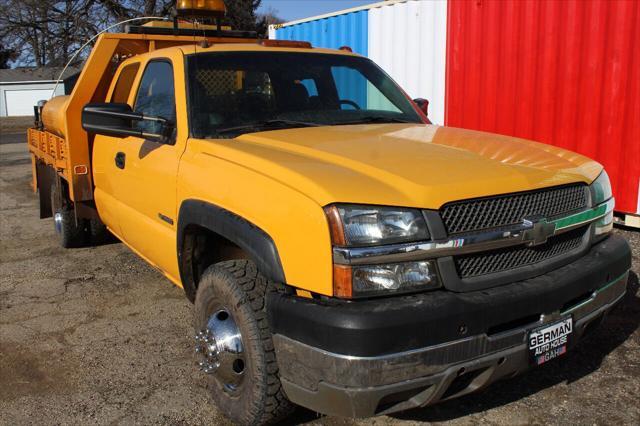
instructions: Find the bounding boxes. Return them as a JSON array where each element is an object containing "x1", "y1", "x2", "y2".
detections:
[{"x1": 207, "y1": 124, "x2": 602, "y2": 209}]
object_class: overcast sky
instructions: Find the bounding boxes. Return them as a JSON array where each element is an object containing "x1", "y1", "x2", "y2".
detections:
[{"x1": 259, "y1": 0, "x2": 380, "y2": 22}]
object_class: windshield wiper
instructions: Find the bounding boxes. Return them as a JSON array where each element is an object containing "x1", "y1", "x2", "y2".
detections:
[
  {"x1": 338, "y1": 116, "x2": 415, "y2": 125},
  {"x1": 216, "y1": 119, "x2": 322, "y2": 135}
]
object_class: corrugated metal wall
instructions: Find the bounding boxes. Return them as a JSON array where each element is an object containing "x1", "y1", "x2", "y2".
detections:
[
  {"x1": 446, "y1": 0, "x2": 640, "y2": 214},
  {"x1": 273, "y1": 0, "x2": 448, "y2": 125},
  {"x1": 275, "y1": 10, "x2": 369, "y2": 56},
  {"x1": 271, "y1": 0, "x2": 638, "y2": 214},
  {"x1": 275, "y1": 11, "x2": 370, "y2": 109},
  {"x1": 369, "y1": 0, "x2": 447, "y2": 124}
]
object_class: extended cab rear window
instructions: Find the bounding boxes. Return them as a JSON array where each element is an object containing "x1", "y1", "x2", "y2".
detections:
[
  {"x1": 111, "y1": 63, "x2": 140, "y2": 104},
  {"x1": 186, "y1": 52, "x2": 422, "y2": 138}
]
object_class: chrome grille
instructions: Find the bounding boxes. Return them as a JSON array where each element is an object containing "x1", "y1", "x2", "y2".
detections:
[
  {"x1": 441, "y1": 185, "x2": 588, "y2": 235},
  {"x1": 455, "y1": 226, "x2": 587, "y2": 278}
]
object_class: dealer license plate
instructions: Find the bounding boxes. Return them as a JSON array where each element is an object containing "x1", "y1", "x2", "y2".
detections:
[{"x1": 528, "y1": 317, "x2": 573, "y2": 366}]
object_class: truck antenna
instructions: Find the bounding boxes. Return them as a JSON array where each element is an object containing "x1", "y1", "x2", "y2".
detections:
[{"x1": 51, "y1": 16, "x2": 170, "y2": 99}]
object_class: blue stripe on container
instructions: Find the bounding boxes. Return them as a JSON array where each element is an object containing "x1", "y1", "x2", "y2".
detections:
[{"x1": 276, "y1": 11, "x2": 369, "y2": 108}]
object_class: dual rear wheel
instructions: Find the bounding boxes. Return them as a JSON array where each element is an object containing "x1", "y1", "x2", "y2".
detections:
[{"x1": 50, "y1": 183, "x2": 109, "y2": 248}]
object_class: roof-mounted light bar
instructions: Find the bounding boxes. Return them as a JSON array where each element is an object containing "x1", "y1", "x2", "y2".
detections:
[
  {"x1": 124, "y1": 24, "x2": 257, "y2": 39},
  {"x1": 176, "y1": 0, "x2": 226, "y2": 18},
  {"x1": 260, "y1": 40, "x2": 312, "y2": 49}
]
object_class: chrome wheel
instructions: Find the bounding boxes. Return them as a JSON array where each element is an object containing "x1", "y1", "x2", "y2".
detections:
[
  {"x1": 193, "y1": 261, "x2": 295, "y2": 424},
  {"x1": 54, "y1": 212, "x2": 63, "y2": 234},
  {"x1": 195, "y1": 308, "x2": 246, "y2": 391}
]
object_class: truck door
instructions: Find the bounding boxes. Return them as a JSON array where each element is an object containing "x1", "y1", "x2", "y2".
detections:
[
  {"x1": 114, "y1": 57, "x2": 186, "y2": 280},
  {"x1": 93, "y1": 61, "x2": 142, "y2": 239}
]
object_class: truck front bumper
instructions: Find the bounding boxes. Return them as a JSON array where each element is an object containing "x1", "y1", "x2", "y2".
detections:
[{"x1": 267, "y1": 235, "x2": 631, "y2": 418}]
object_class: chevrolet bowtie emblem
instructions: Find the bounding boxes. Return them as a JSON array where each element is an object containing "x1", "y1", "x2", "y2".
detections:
[{"x1": 522, "y1": 216, "x2": 557, "y2": 246}]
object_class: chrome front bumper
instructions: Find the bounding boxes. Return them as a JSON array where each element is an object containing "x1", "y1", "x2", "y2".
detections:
[{"x1": 274, "y1": 272, "x2": 628, "y2": 418}]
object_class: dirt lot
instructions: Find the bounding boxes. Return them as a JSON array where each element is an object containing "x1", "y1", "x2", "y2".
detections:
[
  {"x1": 1, "y1": 129, "x2": 639, "y2": 425},
  {"x1": 0, "y1": 117, "x2": 33, "y2": 136}
]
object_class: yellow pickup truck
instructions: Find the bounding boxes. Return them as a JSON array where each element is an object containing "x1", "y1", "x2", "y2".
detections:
[{"x1": 27, "y1": 4, "x2": 631, "y2": 425}]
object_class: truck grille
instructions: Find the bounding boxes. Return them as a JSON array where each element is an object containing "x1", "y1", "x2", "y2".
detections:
[
  {"x1": 455, "y1": 226, "x2": 587, "y2": 278},
  {"x1": 441, "y1": 184, "x2": 588, "y2": 235}
]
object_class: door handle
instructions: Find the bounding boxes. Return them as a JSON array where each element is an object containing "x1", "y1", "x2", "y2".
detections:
[{"x1": 115, "y1": 152, "x2": 126, "y2": 169}]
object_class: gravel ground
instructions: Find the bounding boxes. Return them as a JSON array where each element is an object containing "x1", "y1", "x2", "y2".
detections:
[
  {"x1": 0, "y1": 117, "x2": 33, "y2": 134},
  {"x1": 1, "y1": 133, "x2": 639, "y2": 425},
  {"x1": 1, "y1": 117, "x2": 32, "y2": 145}
]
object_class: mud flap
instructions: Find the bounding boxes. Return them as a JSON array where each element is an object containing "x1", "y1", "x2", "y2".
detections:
[{"x1": 35, "y1": 161, "x2": 56, "y2": 219}]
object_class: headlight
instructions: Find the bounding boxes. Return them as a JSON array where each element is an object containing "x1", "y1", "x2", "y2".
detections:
[
  {"x1": 352, "y1": 261, "x2": 439, "y2": 297},
  {"x1": 591, "y1": 170, "x2": 612, "y2": 205},
  {"x1": 590, "y1": 170, "x2": 614, "y2": 237},
  {"x1": 334, "y1": 260, "x2": 440, "y2": 298},
  {"x1": 326, "y1": 204, "x2": 439, "y2": 298},
  {"x1": 594, "y1": 211, "x2": 614, "y2": 236},
  {"x1": 325, "y1": 204, "x2": 429, "y2": 246}
]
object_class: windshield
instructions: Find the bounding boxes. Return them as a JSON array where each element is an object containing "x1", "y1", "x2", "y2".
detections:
[{"x1": 186, "y1": 52, "x2": 423, "y2": 138}]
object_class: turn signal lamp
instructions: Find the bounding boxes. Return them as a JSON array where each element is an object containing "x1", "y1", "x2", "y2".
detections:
[{"x1": 177, "y1": 0, "x2": 226, "y2": 17}]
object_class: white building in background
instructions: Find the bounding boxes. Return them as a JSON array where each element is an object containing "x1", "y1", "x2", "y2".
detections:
[{"x1": 0, "y1": 67, "x2": 79, "y2": 117}]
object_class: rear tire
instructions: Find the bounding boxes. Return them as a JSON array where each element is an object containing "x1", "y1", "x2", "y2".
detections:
[
  {"x1": 194, "y1": 260, "x2": 294, "y2": 425},
  {"x1": 88, "y1": 217, "x2": 111, "y2": 245},
  {"x1": 51, "y1": 184, "x2": 86, "y2": 248}
]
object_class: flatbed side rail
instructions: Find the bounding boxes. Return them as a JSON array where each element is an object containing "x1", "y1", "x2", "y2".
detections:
[{"x1": 28, "y1": 128, "x2": 69, "y2": 180}]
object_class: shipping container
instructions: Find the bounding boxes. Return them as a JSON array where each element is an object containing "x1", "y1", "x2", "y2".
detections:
[
  {"x1": 271, "y1": 0, "x2": 448, "y2": 125},
  {"x1": 271, "y1": 0, "x2": 640, "y2": 219},
  {"x1": 446, "y1": 0, "x2": 640, "y2": 218}
]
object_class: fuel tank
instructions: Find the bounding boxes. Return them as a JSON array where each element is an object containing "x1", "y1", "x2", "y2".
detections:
[{"x1": 41, "y1": 95, "x2": 69, "y2": 138}]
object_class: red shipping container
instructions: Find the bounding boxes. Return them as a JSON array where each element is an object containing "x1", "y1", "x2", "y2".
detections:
[{"x1": 446, "y1": 0, "x2": 640, "y2": 215}]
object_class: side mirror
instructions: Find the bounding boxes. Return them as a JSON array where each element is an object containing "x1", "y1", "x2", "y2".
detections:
[
  {"x1": 413, "y1": 98, "x2": 429, "y2": 117},
  {"x1": 81, "y1": 103, "x2": 172, "y2": 142}
]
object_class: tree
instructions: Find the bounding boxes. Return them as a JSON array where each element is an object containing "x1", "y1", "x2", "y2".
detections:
[
  {"x1": 259, "y1": 6, "x2": 284, "y2": 26},
  {"x1": 96, "y1": 0, "x2": 175, "y2": 20},
  {"x1": 0, "y1": 0, "x2": 267, "y2": 67},
  {"x1": 256, "y1": 5, "x2": 284, "y2": 37},
  {"x1": 0, "y1": 42, "x2": 17, "y2": 68},
  {"x1": 223, "y1": 0, "x2": 262, "y2": 31},
  {"x1": 0, "y1": 1, "x2": 176, "y2": 67},
  {"x1": 0, "y1": 0, "x2": 107, "y2": 67}
]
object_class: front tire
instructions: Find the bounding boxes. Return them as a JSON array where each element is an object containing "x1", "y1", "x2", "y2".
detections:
[{"x1": 194, "y1": 260, "x2": 294, "y2": 425}]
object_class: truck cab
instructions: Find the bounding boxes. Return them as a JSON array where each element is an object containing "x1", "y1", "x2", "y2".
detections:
[{"x1": 28, "y1": 14, "x2": 631, "y2": 426}]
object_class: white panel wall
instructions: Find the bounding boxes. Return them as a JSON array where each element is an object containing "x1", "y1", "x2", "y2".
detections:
[
  {"x1": 5, "y1": 89, "x2": 52, "y2": 116},
  {"x1": 368, "y1": 0, "x2": 447, "y2": 125},
  {"x1": 0, "y1": 82, "x2": 63, "y2": 117}
]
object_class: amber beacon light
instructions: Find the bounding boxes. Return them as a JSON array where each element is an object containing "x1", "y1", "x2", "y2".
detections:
[{"x1": 177, "y1": 0, "x2": 226, "y2": 17}]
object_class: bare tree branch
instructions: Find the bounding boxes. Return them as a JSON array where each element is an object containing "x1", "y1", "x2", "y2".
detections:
[{"x1": 0, "y1": 0, "x2": 268, "y2": 67}]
